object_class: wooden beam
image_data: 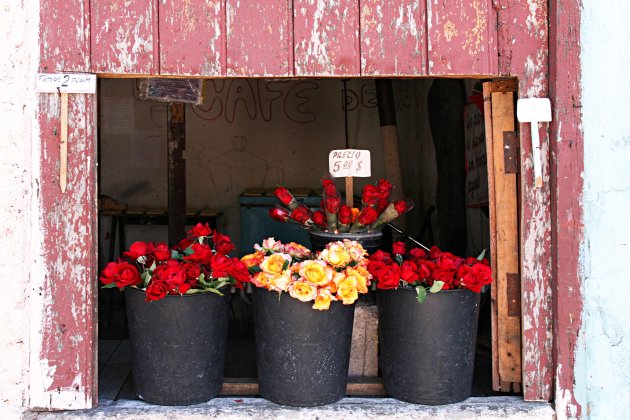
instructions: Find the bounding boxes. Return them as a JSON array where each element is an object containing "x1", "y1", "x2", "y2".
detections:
[
  {"x1": 219, "y1": 378, "x2": 386, "y2": 396},
  {"x1": 167, "y1": 103, "x2": 186, "y2": 244}
]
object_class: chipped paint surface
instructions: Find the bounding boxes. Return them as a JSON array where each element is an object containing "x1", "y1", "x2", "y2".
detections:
[
  {"x1": 294, "y1": 0, "x2": 359, "y2": 76},
  {"x1": 360, "y1": 0, "x2": 426, "y2": 76},
  {"x1": 160, "y1": 0, "x2": 225, "y2": 76},
  {"x1": 427, "y1": 0, "x2": 497, "y2": 75},
  {"x1": 91, "y1": 1, "x2": 158, "y2": 74},
  {"x1": 226, "y1": 0, "x2": 290, "y2": 77}
]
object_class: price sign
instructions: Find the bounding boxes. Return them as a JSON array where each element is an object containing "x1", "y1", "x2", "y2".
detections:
[
  {"x1": 328, "y1": 149, "x2": 371, "y2": 178},
  {"x1": 36, "y1": 73, "x2": 96, "y2": 94}
]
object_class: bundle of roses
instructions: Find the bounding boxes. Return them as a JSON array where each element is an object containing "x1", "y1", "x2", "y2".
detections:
[
  {"x1": 241, "y1": 237, "x2": 372, "y2": 310},
  {"x1": 100, "y1": 223, "x2": 250, "y2": 301},
  {"x1": 270, "y1": 178, "x2": 412, "y2": 233},
  {"x1": 367, "y1": 242, "x2": 492, "y2": 303}
]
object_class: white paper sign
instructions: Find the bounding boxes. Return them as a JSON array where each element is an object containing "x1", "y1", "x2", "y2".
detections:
[
  {"x1": 36, "y1": 73, "x2": 96, "y2": 94},
  {"x1": 328, "y1": 149, "x2": 371, "y2": 177}
]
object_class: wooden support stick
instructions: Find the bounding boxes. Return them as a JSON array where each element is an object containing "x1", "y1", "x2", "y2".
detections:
[
  {"x1": 60, "y1": 92, "x2": 68, "y2": 193},
  {"x1": 345, "y1": 176, "x2": 353, "y2": 207}
]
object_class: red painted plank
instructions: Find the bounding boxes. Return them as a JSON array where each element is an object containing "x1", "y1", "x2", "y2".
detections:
[
  {"x1": 160, "y1": 0, "x2": 225, "y2": 76},
  {"x1": 549, "y1": 0, "x2": 583, "y2": 416},
  {"x1": 226, "y1": 0, "x2": 291, "y2": 77},
  {"x1": 427, "y1": 0, "x2": 497, "y2": 76},
  {"x1": 497, "y1": 0, "x2": 554, "y2": 402},
  {"x1": 294, "y1": 0, "x2": 360, "y2": 76},
  {"x1": 360, "y1": 0, "x2": 427, "y2": 76},
  {"x1": 39, "y1": 0, "x2": 91, "y2": 72},
  {"x1": 91, "y1": 0, "x2": 159, "y2": 74}
]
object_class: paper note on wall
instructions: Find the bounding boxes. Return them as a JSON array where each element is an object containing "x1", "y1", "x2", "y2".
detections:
[{"x1": 101, "y1": 97, "x2": 135, "y2": 134}]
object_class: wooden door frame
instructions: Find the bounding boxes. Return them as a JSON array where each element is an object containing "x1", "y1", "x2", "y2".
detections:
[{"x1": 31, "y1": 0, "x2": 583, "y2": 417}]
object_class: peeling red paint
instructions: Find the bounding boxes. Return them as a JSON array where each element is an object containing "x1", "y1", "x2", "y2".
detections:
[
  {"x1": 360, "y1": 0, "x2": 427, "y2": 76},
  {"x1": 497, "y1": 0, "x2": 555, "y2": 403},
  {"x1": 160, "y1": 0, "x2": 225, "y2": 76},
  {"x1": 90, "y1": 0, "x2": 159, "y2": 74},
  {"x1": 427, "y1": 0, "x2": 497, "y2": 75},
  {"x1": 226, "y1": 0, "x2": 291, "y2": 77},
  {"x1": 293, "y1": 0, "x2": 360, "y2": 76},
  {"x1": 549, "y1": 0, "x2": 583, "y2": 417}
]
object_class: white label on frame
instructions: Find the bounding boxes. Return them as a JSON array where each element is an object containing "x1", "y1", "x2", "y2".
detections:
[
  {"x1": 328, "y1": 149, "x2": 371, "y2": 177},
  {"x1": 36, "y1": 73, "x2": 97, "y2": 94}
]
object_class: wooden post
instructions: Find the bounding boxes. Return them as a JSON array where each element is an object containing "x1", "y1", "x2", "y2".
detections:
[{"x1": 167, "y1": 103, "x2": 186, "y2": 244}]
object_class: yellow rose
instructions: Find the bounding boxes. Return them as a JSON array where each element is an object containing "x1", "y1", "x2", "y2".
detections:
[
  {"x1": 288, "y1": 280, "x2": 317, "y2": 302},
  {"x1": 346, "y1": 267, "x2": 369, "y2": 294},
  {"x1": 337, "y1": 276, "x2": 358, "y2": 305},
  {"x1": 299, "y1": 260, "x2": 333, "y2": 286},
  {"x1": 269, "y1": 270, "x2": 292, "y2": 292},
  {"x1": 321, "y1": 243, "x2": 351, "y2": 268},
  {"x1": 313, "y1": 289, "x2": 335, "y2": 311},
  {"x1": 260, "y1": 254, "x2": 288, "y2": 275},
  {"x1": 251, "y1": 272, "x2": 270, "y2": 289}
]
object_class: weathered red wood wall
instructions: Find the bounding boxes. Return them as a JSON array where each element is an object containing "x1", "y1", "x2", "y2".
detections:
[
  {"x1": 35, "y1": 0, "x2": 582, "y2": 413},
  {"x1": 34, "y1": 0, "x2": 98, "y2": 410},
  {"x1": 549, "y1": 0, "x2": 583, "y2": 417}
]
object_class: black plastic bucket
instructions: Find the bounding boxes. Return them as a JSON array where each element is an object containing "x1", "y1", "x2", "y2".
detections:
[
  {"x1": 377, "y1": 288, "x2": 480, "y2": 405},
  {"x1": 125, "y1": 286, "x2": 230, "y2": 405},
  {"x1": 252, "y1": 286, "x2": 355, "y2": 406},
  {"x1": 308, "y1": 231, "x2": 383, "y2": 255}
]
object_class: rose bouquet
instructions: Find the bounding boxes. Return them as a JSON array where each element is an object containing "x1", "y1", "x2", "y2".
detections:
[
  {"x1": 241, "y1": 237, "x2": 372, "y2": 310},
  {"x1": 367, "y1": 241, "x2": 492, "y2": 302},
  {"x1": 270, "y1": 178, "x2": 412, "y2": 233},
  {"x1": 100, "y1": 223, "x2": 250, "y2": 301}
]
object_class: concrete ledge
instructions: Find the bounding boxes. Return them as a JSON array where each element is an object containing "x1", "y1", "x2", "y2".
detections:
[{"x1": 37, "y1": 397, "x2": 554, "y2": 419}]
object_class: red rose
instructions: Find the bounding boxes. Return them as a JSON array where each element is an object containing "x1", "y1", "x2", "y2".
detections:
[
  {"x1": 114, "y1": 261, "x2": 142, "y2": 288},
  {"x1": 291, "y1": 206, "x2": 311, "y2": 224},
  {"x1": 176, "y1": 237, "x2": 195, "y2": 251},
  {"x1": 409, "y1": 248, "x2": 427, "y2": 259},
  {"x1": 367, "y1": 260, "x2": 387, "y2": 277},
  {"x1": 312, "y1": 210, "x2": 327, "y2": 228},
  {"x1": 210, "y1": 253, "x2": 232, "y2": 278},
  {"x1": 154, "y1": 260, "x2": 187, "y2": 290},
  {"x1": 437, "y1": 252, "x2": 463, "y2": 271},
  {"x1": 325, "y1": 196, "x2": 341, "y2": 214},
  {"x1": 188, "y1": 222, "x2": 212, "y2": 238},
  {"x1": 269, "y1": 206, "x2": 290, "y2": 222},
  {"x1": 227, "y1": 258, "x2": 251, "y2": 289},
  {"x1": 471, "y1": 263, "x2": 492, "y2": 286},
  {"x1": 152, "y1": 242, "x2": 171, "y2": 261},
  {"x1": 184, "y1": 262, "x2": 201, "y2": 283},
  {"x1": 377, "y1": 179, "x2": 393, "y2": 199},
  {"x1": 416, "y1": 260, "x2": 434, "y2": 280},
  {"x1": 375, "y1": 265, "x2": 401, "y2": 290},
  {"x1": 145, "y1": 281, "x2": 169, "y2": 301},
  {"x1": 362, "y1": 184, "x2": 380, "y2": 206},
  {"x1": 393, "y1": 200, "x2": 408, "y2": 215},
  {"x1": 100, "y1": 262, "x2": 119, "y2": 285},
  {"x1": 184, "y1": 243, "x2": 213, "y2": 264},
  {"x1": 431, "y1": 268, "x2": 456, "y2": 289},
  {"x1": 460, "y1": 263, "x2": 488, "y2": 293},
  {"x1": 392, "y1": 241, "x2": 406, "y2": 255},
  {"x1": 401, "y1": 261, "x2": 419, "y2": 283},
  {"x1": 358, "y1": 207, "x2": 378, "y2": 225},
  {"x1": 429, "y1": 245, "x2": 443, "y2": 260},
  {"x1": 123, "y1": 241, "x2": 151, "y2": 260},
  {"x1": 338, "y1": 205, "x2": 353, "y2": 225},
  {"x1": 465, "y1": 256, "x2": 478, "y2": 265},
  {"x1": 369, "y1": 250, "x2": 394, "y2": 264},
  {"x1": 275, "y1": 186, "x2": 294, "y2": 206},
  {"x1": 322, "y1": 179, "x2": 338, "y2": 197},
  {"x1": 213, "y1": 232, "x2": 235, "y2": 255}
]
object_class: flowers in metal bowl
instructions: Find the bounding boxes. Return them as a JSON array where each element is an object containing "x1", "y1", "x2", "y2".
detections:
[
  {"x1": 270, "y1": 178, "x2": 412, "y2": 233},
  {"x1": 241, "y1": 237, "x2": 372, "y2": 310},
  {"x1": 367, "y1": 241, "x2": 492, "y2": 302},
  {"x1": 100, "y1": 223, "x2": 250, "y2": 301}
]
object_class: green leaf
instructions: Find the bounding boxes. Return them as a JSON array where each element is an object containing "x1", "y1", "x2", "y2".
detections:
[
  {"x1": 140, "y1": 271, "x2": 152, "y2": 287},
  {"x1": 183, "y1": 247, "x2": 195, "y2": 256},
  {"x1": 149, "y1": 261, "x2": 157, "y2": 271},
  {"x1": 415, "y1": 285, "x2": 427, "y2": 303},
  {"x1": 170, "y1": 250, "x2": 181, "y2": 260},
  {"x1": 249, "y1": 265, "x2": 262, "y2": 274},
  {"x1": 205, "y1": 288, "x2": 225, "y2": 296},
  {"x1": 477, "y1": 249, "x2": 486, "y2": 261},
  {"x1": 429, "y1": 281, "x2": 444, "y2": 293},
  {"x1": 101, "y1": 283, "x2": 117, "y2": 289},
  {"x1": 197, "y1": 236, "x2": 204, "y2": 244},
  {"x1": 282, "y1": 260, "x2": 290, "y2": 271},
  {"x1": 395, "y1": 254, "x2": 404, "y2": 266},
  {"x1": 185, "y1": 288, "x2": 209, "y2": 294}
]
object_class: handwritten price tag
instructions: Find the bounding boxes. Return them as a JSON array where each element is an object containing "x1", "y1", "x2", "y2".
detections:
[
  {"x1": 36, "y1": 73, "x2": 96, "y2": 94},
  {"x1": 328, "y1": 149, "x2": 371, "y2": 178}
]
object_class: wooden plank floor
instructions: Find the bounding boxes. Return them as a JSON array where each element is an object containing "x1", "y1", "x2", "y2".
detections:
[{"x1": 98, "y1": 339, "x2": 490, "y2": 401}]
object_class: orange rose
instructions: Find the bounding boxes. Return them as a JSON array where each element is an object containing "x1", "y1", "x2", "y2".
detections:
[
  {"x1": 260, "y1": 253, "x2": 289, "y2": 275},
  {"x1": 288, "y1": 280, "x2": 317, "y2": 302},
  {"x1": 251, "y1": 272, "x2": 270, "y2": 289},
  {"x1": 313, "y1": 289, "x2": 335, "y2": 311},
  {"x1": 241, "y1": 250, "x2": 265, "y2": 268},
  {"x1": 346, "y1": 267, "x2": 369, "y2": 294},
  {"x1": 269, "y1": 271, "x2": 292, "y2": 292},
  {"x1": 320, "y1": 243, "x2": 351, "y2": 268},
  {"x1": 299, "y1": 260, "x2": 333, "y2": 286},
  {"x1": 337, "y1": 276, "x2": 359, "y2": 305}
]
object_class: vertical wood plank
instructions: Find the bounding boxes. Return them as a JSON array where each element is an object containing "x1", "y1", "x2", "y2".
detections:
[
  {"x1": 427, "y1": 0, "x2": 497, "y2": 76},
  {"x1": 549, "y1": 0, "x2": 584, "y2": 416},
  {"x1": 91, "y1": 0, "x2": 159, "y2": 74},
  {"x1": 39, "y1": 0, "x2": 91, "y2": 72},
  {"x1": 226, "y1": 0, "x2": 291, "y2": 77},
  {"x1": 167, "y1": 103, "x2": 187, "y2": 244},
  {"x1": 497, "y1": 0, "x2": 554, "y2": 402},
  {"x1": 159, "y1": 0, "x2": 225, "y2": 76},
  {"x1": 294, "y1": 0, "x2": 360, "y2": 76},
  {"x1": 489, "y1": 90, "x2": 522, "y2": 387},
  {"x1": 33, "y1": 0, "x2": 97, "y2": 410},
  {"x1": 360, "y1": 0, "x2": 427, "y2": 76}
]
